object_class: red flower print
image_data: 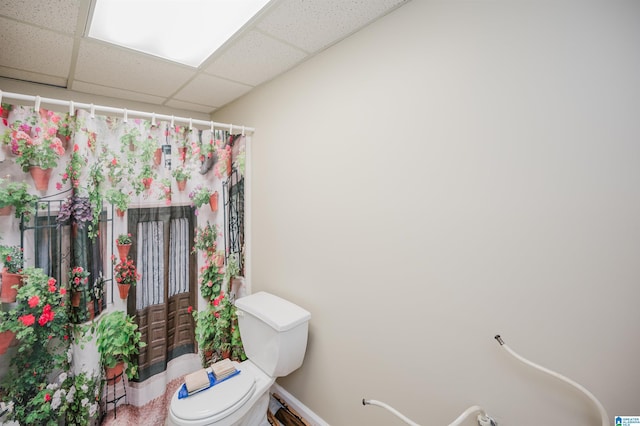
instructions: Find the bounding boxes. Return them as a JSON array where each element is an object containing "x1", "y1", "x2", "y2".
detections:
[
  {"x1": 45, "y1": 393, "x2": 51, "y2": 402},
  {"x1": 73, "y1": 143, "x2": 79, "y2": 152},
  {"x1": 60, "y1": 288, "x2": 67, "y2": 295},
  {"x1": 28, "y1": 295, "x2": 40, "y2": 308},
  {"x1": 187, "y1": 306, "x2": 193, "y2": 314},
  {"x1": 19, "y1": 314, "x2": 36, "y2": 326},
  {"x1": 38, "y1": 304, "x2": 55, "y2": 326}
]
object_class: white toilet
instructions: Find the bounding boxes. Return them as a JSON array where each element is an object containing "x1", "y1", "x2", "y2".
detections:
[{"x1": 167, "y1": 292, "x2": 311, "y2": 426}]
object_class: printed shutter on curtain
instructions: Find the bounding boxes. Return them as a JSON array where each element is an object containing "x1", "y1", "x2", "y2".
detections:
[{"x1": 127, "y1": 206, "x2": 197, "y2": 382}]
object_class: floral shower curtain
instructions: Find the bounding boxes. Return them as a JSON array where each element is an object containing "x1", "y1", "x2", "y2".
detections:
[{"x1": 0, "y1": 102, "x2": 247, "y2": 424}]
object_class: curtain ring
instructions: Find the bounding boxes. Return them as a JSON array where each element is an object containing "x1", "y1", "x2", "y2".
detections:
[
  {"x1": 90, "y1": 104, "x2": 95, "y2": 119},
  {"x1": 35, "y1": 95, "x2": 41, "y2": 112},
  {"x1": 69, "y1": 100, "x2": 74, "y2": 116}
]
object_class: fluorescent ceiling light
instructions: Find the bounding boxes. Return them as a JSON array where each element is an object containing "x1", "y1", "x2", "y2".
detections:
[{"x1": 88, "y1": 0, "x2": 271, "y2": 67}]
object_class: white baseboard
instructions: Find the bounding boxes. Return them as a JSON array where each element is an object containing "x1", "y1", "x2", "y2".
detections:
[{"x1": 270, "y1": 382, "x2": 330, "y2": 426}]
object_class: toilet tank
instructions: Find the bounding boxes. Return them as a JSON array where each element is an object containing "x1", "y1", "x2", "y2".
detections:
[{"x1": 235, "y1": 292, "x2": 311, "y2": 378}]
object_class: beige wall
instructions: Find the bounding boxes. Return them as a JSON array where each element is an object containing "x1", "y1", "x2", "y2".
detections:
[{"x1": 213, "y1": 1, "x2": 640, "y2": 425}]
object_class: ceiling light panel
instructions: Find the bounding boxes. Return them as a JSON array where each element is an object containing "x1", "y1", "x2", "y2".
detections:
[{"x1": 88, "y1": 0, "x2": 271, "y2": 67}]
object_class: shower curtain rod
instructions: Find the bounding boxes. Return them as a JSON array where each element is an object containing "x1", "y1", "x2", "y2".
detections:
[{"x1": 0, "y1": 90, "x2": 254, "y2": 134}]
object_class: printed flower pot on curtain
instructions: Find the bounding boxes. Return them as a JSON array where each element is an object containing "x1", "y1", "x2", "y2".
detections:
[
  {"x1": 118, "y1": 283, "x2": 131, "y2": 300},
  {"x1": 87, "y1": 300, "x2": 95, "y2": 321},
  {"x1": 0, "y1": 205, "x2": 12, "y2": 216},
  {"x1": 117, "y1": 243, "x2": 131, "y2": 260},
  {"x1": 1, "y1": 269, "x2": 24, "y2": 303},
  {"x1": 153, "y1": 148, "x2": 162, "y2": 166},
  {"x1": 116, "y1": 208, "x2": 125, "y2": 218},
  {"x1": 0, "y1": 330, "x2": 16, "y2": 355},
  {"x1": 177, "y1": 147, "x2": 187, "y2": 163},
  {"x1": 105, "y1": 361, "x2": 125, "y2": 384},
  {"x1": 209, "y1": 191, "x2": 218, "y2": 211},
  {"x1": 176, "y1": 179, "x2": 187, "y2": 192},
  {"x1": 71, "y1": 291, "x2": 81, "y2": 307},
  {"x1": 29, "y1": 166, "x2": 52, "y2": 191}
]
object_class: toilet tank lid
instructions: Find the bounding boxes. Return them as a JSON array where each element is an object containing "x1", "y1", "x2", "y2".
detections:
[{"x1": 235, "y1": 292, "x2": 311, "y2": 332}]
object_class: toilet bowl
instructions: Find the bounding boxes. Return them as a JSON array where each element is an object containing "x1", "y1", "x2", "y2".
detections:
[
  {"x1": 167, "y1": 360, "x2": 273, "y2": 426},
  {"x1": 167, "y1": 292, "x2": 311, "y2": 426}
]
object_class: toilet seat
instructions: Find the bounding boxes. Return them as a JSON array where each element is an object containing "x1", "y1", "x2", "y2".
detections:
[{"x1": 170, "y1": 367, "x2": 256, "y2": 424}]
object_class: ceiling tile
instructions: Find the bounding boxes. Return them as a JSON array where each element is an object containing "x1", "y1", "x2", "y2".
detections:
[
  {"x1": 173, "y1": 74, "x2": 253, "y2": 109},
  {"x1": 164, "y1": 99, "x2": 216, "y2": 115},
  {"x1": 74, "y1": 40, "x2": 196, "y2": 97},
  {"x1": 257, "y1": 0, "x2": 406, "y2": 52},
  {"x1": 203, "y1": 30, "x2": 307, "y2": 86},
  {"x1": 0, "y1": 17, "x2": 73, "y2": 78},
  {"x1": 0, "y1": 66, "x2": 66, "y2": 87},
  {"x1": 0, "y1": 0, "x2": 79, "y2": 35},
  {"x1": 70, "y1": 80, "x2": 166, "y2": 105}
]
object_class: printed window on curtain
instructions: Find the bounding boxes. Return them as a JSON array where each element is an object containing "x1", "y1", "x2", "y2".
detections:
[
  {"x1": 30, "y1": 199, "x2": 107, "y2": 323},
  {"x1": 127, "y1": 205, "x2": 196, "y2": 382}
]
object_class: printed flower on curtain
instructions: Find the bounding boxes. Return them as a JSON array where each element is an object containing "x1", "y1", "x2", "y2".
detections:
[
  {"x1": 172, "y1": 164, "x2": 192, "y2": 182},
  {"x1": 199, "y1": 259, "x2": 223, "y2": 301},
  {"x1": 101, "y1": 146, "x2": 129, "y2": 185},
  {"x1": 55, "y1": 112, "x2": 76, "y2": 149},
  {"x1": 0, "y1": 102, "x2": 12, "y2": 126},
  {"x1": 159, "y1": 178, "x2": 172, "y2": 205},
  {"x1": 0, "y1": 245, "x2": 24, "y2": 273},
  {"x1": 114, "y1": 257, "x2": 141, "y2": 286},
  {"x1": 193, "y1": 222, "x2": 218, "y2": 253},
  {"x1": 214, "y1": 143, "x2": 232, "y2": 179},
  {"x1": 0, "y1": 267, "x2": 70, "y2": 426},
  {"x1": 68, "y1": 266, "x2": 90, "y2": 292},
  {"x1": 11, "y1": 109, "x2": 66, "y2": 172},
  {"x1": 56, "y1": 195, "x2": 93, "y2": 229},
  {"x1": 189, "y1": 185, "x2": 213, "y2": 210},
  {"x1": 168, "y1": 124, "x2": 191, "y2": 162},
  {"x1": 200, "y1": 133, "x2": 220, "y2": 162},
  {"x1": 57, "y1": 143, "x2": 86, "y2": 190}
]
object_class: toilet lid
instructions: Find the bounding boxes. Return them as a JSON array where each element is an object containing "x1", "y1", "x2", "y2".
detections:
[{"x1": 171, "y1": 369, "x2": 256, "y2": 422}]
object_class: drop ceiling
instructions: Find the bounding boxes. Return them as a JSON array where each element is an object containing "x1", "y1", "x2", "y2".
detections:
[{"x1": 0, "y1": 0, "x2": 408, "y2": 115}]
